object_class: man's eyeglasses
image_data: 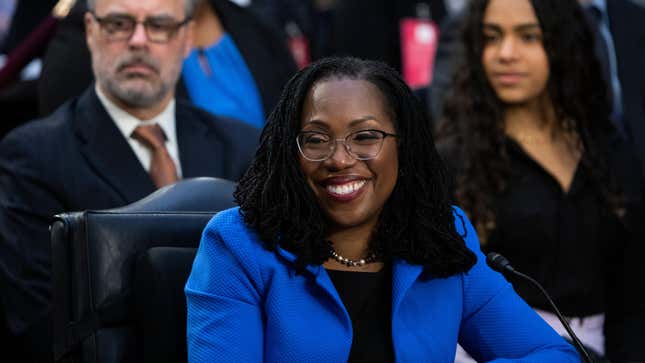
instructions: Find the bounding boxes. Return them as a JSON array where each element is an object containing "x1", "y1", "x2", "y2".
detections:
[
  {"x1": 89, "y1": 11, "x2": 191, "y2": 43},
  {"x1": 296, "y1": 129, "x2": 397, "y2": 162}
]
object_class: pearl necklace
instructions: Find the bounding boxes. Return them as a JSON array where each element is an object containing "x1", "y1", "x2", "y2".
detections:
[{"x1": 330, "y1": 249, "x2": 378, "y2": 267}]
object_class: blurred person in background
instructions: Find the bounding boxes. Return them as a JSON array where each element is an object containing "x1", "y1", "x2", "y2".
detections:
[
  {"x1": 437, "y1": 0, "x2": 645, "y2": 361},
  {"x1": 430, "y1": 0, "x2": 645, "y2": 161},
  {"x1": 37, "y1": 0, "x2": 297, "y2": 128}
]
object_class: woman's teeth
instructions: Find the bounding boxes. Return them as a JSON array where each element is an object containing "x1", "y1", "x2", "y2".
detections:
[{"x1": 326, "y1": 180, "x2": 366, "y2": 195}]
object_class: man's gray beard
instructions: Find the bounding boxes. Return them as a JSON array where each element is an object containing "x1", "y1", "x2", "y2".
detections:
[{"x1": 102, "y1": 76, "x2": 170, "y2": 108}]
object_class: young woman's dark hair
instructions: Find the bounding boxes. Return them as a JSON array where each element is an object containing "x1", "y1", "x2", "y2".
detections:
[
  {"x1": 439, "y1": 0, "x2": 621, "y2": 238},
  {"x1": 235, "y1": 56, "x2": 476, "y2": 277}
]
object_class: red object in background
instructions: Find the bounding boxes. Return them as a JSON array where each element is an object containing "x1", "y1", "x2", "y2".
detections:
[
  {"x1": 286, "y1": 22, "x2": 310, "y2": 70},
  {"x1": 400, "y1": 17, "x2": 439, "y2": 89}
]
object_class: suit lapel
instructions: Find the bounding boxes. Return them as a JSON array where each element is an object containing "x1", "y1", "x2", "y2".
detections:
[
  {"x1": 73, "y1": 88, "x2": 156, "y2": 203},
  {"x1": 176, "y1": 77, "x2": 190, "y2": 102},
  {"x1": 175, "y1": 103, "x2": 225, "y2": 178}
]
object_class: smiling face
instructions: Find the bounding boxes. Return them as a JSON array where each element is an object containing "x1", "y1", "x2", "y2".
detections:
[
  {"x1": 298, "y1": 78, "x2": 399, "y2": 234},
  {"x1": 481, "y1": 0, "x2": 550, "y2": 105},
  {"x1": 85, "y1": 0, "x2": 193, "y2": 109}
]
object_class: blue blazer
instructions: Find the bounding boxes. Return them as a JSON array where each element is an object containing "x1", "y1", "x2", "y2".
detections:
[{"x1": 186, "y1": 207, "x2": 579, "y2": 362}]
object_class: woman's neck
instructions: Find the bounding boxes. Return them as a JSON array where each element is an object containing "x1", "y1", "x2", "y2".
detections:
[
  {"x1": 327, "y1": 226, "x2": 371, "y2": 260},
  {"x1": 192, "y1": 1, "x2": 224, "y2": 48},
  {"x1": 504, "y1": 96, "x2": 558, "y2": 140},
  {"x1": 324, "y1": 224, "x2": 384, "y2": 272}
]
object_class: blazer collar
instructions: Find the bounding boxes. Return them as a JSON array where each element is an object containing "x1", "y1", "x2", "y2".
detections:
[
  {"x1": 391, "y1": 260, "x2": 424, "y2": 316},
  {"x1": 73, "y1": 87, "x2": 157, "y2": 203},
  {"x1": 276, "y1": 246, "x2": 425, "y2": 318},
  {"x1": 276, "y1": 246, "x2": 321, "y2": 276}
]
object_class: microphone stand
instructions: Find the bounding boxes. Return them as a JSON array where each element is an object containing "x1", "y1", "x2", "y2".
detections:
[{"x1": 486, "y1": 252, "x2": 594, "y2": 363}]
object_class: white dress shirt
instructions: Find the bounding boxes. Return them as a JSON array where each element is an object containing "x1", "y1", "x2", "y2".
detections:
[{"x1": 95, "y1": 86, "x2": 183, "y2": 178}]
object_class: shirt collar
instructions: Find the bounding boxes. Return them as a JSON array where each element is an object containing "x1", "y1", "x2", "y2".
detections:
[{"x1": 95, "y1": 85, "x2": 177, "y2": 143}]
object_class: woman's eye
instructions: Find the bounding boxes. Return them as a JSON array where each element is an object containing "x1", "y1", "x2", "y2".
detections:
[
  {"x1": 305, "y1": 135, "x2": 328, "y2": 144},
  {"x1": 521, "y1": 33, "x2": 541, "y2": 42},
  {"x1": 353, "y1": 132, "x2": 380, "y2": 141},
  {"x1": 483, "y1": 33, "x2": 500, "y2": 43},
  {"x1": 352, "y1": 131, "x2": 383, "y2": 145}
]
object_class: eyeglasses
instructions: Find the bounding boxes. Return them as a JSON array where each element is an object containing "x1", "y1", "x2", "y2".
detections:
[
  {"x1": 89, "y1": 11, "x2": 191, "y2": 43},
  {"x1": 296, "y1": 129, "x2": 397, "y2": 162}
]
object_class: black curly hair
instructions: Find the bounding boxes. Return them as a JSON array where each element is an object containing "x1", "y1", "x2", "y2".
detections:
[
  {"x1": 438, "y1": 0, "x2": 622, "y2": 239},
  {"x1": 234, "y1": 56, "x2": 476, "y2": 277}
]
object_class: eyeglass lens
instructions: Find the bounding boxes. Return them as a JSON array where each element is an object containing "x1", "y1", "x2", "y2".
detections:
[
  {"x1": 297, "y1": 130, "x2": 388, "y2": 161},
  {"x1": 95, "y1": 14, "x2": 186, "y2": 42}
]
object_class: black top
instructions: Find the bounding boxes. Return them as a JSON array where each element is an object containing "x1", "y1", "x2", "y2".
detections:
[
  {"x1": 482, "y1": 138, "x2": 644, "y2": 316},
  {"x1": 327, "y1": 266, "x2": 394, "y2": 363},
  {"x1": 439, "y1": 134, "x2": 645, "y2": 360}
]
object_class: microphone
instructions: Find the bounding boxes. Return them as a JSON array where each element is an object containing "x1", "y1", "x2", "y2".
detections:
[{"x1": 486, "y1": 252, "x2": 593, "y2": 363}]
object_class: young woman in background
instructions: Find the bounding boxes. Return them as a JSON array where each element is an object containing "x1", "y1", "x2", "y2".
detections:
[{"x1": 438, "y1": 0, "x2": 645, "y2": 361}]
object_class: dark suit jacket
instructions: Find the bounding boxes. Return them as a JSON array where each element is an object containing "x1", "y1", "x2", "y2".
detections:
[
  {"x1": 608, "y1": 0, "x2": 645, "y2": 173},
  {"x1": 0, "y1": 87, "x2": 259, "y2": 360},
  {"x1": 37, "y1": 0, "x2": 297, "y2": 118}
]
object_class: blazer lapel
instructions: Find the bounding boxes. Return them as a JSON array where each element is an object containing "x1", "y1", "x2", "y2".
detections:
[
  {"x1": 175, "y1": 104, "x2": 225, "y2": 178},
  {"x1": 73, "y1": 87, "x2": 156, "y2": 203},
  {"x1": 392, "y1": 259, "x2": 423, "y2": 316},
  {"x1": 275, "y1": 247, "x2": 351, "y2": 327}
]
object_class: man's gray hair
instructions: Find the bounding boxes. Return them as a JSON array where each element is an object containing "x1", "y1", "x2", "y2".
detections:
[{"x1": 86, "y1": 0, "x2": 199, "y2": 17}]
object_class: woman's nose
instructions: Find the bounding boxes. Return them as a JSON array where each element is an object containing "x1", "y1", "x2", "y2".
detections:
[
  {"x1": 324, "y1": 140, "x2": 356, "y2": 169},
  {"x1": 498, "y1": 37, "x2": 518, "y2": 61}
]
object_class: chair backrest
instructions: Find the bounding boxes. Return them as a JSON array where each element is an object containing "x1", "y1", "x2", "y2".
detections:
[
  {"x1": 51, "y1": 177, "x2": 236, "y2": 363},
  {"x1": 134, "y1": 247, "x2": 197, "y2": 363}
]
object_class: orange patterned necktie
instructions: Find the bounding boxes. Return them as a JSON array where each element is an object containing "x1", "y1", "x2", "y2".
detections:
[{"x1": 131, "y1": 124, "x2": 179, "y2": 188}]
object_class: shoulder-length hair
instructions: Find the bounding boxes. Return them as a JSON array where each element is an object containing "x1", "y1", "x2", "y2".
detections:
[
  {"x1": 439, "y1": 0, "x2": 621, "y2": 238},
  {"x1": 235, "y1": 57, "x2": 476, "y2": 277}
]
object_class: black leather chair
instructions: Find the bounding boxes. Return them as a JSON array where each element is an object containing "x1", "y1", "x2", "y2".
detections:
[
  {"x1": 134, "y1": 247, "x2": 197, "y2": 363},
  {"x1": 51, "y1": 177, "x2": 237, "y2": 363}
]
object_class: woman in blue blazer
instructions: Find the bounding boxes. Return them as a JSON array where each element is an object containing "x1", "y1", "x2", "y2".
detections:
[{"x1": 185, "y1": 57, "x2": 579, "y2": 362}]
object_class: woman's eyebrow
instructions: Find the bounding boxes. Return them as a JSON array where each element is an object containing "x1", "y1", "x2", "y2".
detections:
[
  {"x1": 302, "y1": 116, "x2": 378, "y2": 128},
  {"x1": 348, "y1": 116, "x2": 378, "y2": 127},
  {"x1": 514, "y1": 23, "x2": 541, "y2": 32},
  {"x1": 482, "y1": 23, "x2": 540, "y2": 32},
  {"x1": 301, "y1": 119, "x2": 329, "y2": 128},
  {"x1": 482, "y1": 23, "x2": 503, "y2": 33}
]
